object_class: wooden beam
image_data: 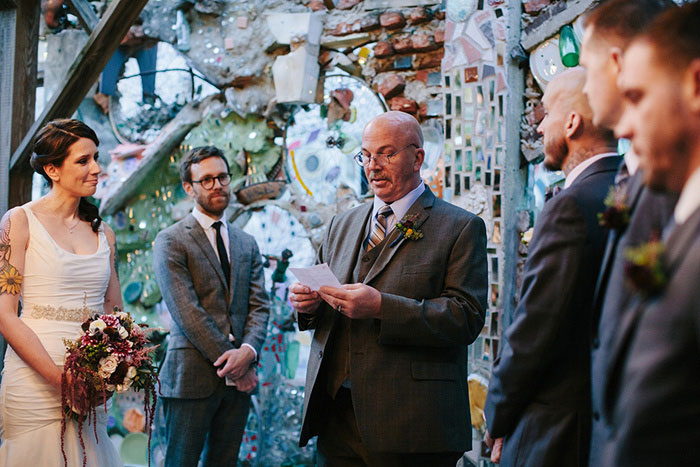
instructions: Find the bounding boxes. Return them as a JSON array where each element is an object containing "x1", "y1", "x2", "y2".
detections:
[
  {"x1": 9, "y1": 0, "x2": 148, "y2": 173},
  {"x1": 2, "y1": 0, "x2": 39, "y2": 212},
  {"x1": 65, "y1": 0, "x2": 98, "y2": 34}
]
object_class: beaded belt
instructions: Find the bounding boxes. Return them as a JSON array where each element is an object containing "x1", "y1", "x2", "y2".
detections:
[{"x1": 24, "y1": 304, "x2": 98, "y2": 323}]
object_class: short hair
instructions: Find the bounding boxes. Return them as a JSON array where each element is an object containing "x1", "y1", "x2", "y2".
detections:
[
  {"x1": 179, "y1": 146, "x2": 230, "y2": 183},
  {"x1": 636, "y1": 0, "x2": 700, "y2": 71},
  {"x1": 585, "y1": 0, "x2": 677, "y2": 49}
]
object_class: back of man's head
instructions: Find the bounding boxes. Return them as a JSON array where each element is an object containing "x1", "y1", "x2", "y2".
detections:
[
  {"x1": 635, "y1": 0, "x2": 700, "y2": 73},
  {"x1": 585, "y1": 0, "x2": 677, "y2": 49}
]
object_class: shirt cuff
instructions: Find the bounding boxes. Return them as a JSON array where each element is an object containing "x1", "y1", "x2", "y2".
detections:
[{"x1": 241, "y1": 343, "x2": 258, "y2": 361}]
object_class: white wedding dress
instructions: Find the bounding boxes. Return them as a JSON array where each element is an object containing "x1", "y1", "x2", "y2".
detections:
[{"x1": 0, "y1": 206, "x2": 122, "y2": 466}]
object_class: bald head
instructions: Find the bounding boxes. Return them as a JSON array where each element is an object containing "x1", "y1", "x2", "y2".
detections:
[
  {"x1": 364, "y1": 111, "x2": 424, "y2": 148},
  {"x1": 545, "y1": 68, "x2": 594, "y2": 122}
]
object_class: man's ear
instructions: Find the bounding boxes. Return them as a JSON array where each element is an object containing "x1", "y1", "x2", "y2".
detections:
[
  {"x1": 183, "y1": 181, "x2": 195, "y2": 198},
  {"x1": 413, "y1": 147, "x2": 425, "y2": 173},
  {"x1": 565, "y1": 112, "x2": 583, "y2": 139},
  {"x1": 610, "y1": 46, "x2": 623, "y2": 77},
  {"x1": 685, "y1": 58, "x2": 700, "y2": 115}
]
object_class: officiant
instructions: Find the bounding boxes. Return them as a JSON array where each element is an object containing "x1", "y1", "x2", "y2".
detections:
[{"x1": 289, "y1": 111, "x2": 488, "y2": 465}]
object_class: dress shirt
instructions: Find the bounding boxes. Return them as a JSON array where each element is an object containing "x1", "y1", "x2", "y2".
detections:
[
  {"x1": 674, "y1": 166, "x2": 700, "y2": 225},
  {"x1": 624, "y1": 150, "x2": 640, "y2": 176},
  {"x1": 371, "y1": 181, "x2": 426, "y2": 235},
  {"x1": 564, "y1": 152, "x2": 619, "y2": 189},
  {"x1": 191, "y1": 206, "x2": 257, "y2": 360}
]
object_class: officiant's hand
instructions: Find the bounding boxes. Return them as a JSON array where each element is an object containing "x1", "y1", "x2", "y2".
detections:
[
  {"x1": 289, "y1": 282, "x2": 321, "y2": 314},
  {"x1": 318, "y1": 283, "x2": 382, "y2": 319},
  {"x1": 214, "y1": 346, "x2": 255, "y2": 380},
  {"x1": 234, "y1": 367, "x2": 258, "y2": 394}
]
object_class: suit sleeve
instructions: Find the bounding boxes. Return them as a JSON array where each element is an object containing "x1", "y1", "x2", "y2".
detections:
[
  {"x1": 153, "y1": 230, "x2": 233, "y2": 363},
  {"x1": 240, "y1": 238, "x2": 270, "y2": 355},
  {"x1": 377, "y1": 215, "x2": 488, "y2": 347},
  {"x1": 484, "y1": 194, "x2": 586, "y2": 438}
]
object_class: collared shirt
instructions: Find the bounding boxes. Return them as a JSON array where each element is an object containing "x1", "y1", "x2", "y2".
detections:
[
  {"x1": 674, "y1": 166, "x2": 700, "y2": 225},
  {"x1": 371, "y1": 181, "x2": 426, "y2": 235},
  {"x1": 192, "y1": 206, "x2": 230, "y2": 262},
  {"x1": 564, "y1": 152, "x2": 619, "y2": 189},
  {"x1": 191, "y1": 207, "x2": 257, "y2": 359},
  {"x1": 624, "y1": 150, "x2": 640, "y2": 176}
]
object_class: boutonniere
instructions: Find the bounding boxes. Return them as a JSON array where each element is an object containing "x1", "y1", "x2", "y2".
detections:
[
  {"x1": 598, "y1": 185, "x2": 630, "y2": 230},
  {"x1": 624, "y1": 239, "x2": 666, "y2": 296},
  {"x1": 390, "y1": 214, "x2": 423, "y2": 246}
]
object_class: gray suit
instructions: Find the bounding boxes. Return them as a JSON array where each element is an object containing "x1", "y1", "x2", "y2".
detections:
[
  {"x1": 485, "y1": 156, "x2": 620, "y2": 467},
  {"x1": 299, "y1": 187, "x2": 488, "y2": 456},
  {"x1": 153, "y1": 214, "x2": 269, "y2": 466},
  {"x1": 588, "y1": 171, "x2": 677, "y2": 466},
  {"x1": 608, "y1": 206, "x2": 700, "y2": 466}
]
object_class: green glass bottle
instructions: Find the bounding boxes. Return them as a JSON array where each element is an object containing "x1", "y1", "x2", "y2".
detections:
[{"x1": 559, "y1": 25, "x2": 580, "y2": 67}]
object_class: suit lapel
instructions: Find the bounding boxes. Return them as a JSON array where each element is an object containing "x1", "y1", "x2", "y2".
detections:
[
  {"x1": 662, "y1": 207, "x2": 700, "y2": 276},
  {"x1": 226, "y1": 222, "x2": 241, "y2": 307},
  {"x1": 332, "y1": 203, "x2": 373, "y2": 285},
  {"x1": 625, "y1": 170, "x2": 645, "y2": 212},
  {"x1": 184, "y1": 214, "x2": 228, "y2": 291},
  {"x1": 362, "y1": 188, "x2": 435, "y2": 285}
]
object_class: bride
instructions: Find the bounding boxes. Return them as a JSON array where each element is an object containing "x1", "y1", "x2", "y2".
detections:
[{"x1": 0, "y1": 119, "x2": 123, "y2": 466}]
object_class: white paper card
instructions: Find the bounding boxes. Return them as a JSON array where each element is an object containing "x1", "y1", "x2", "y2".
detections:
[{"x1": 289, "y1": 263, "x2": 342, "y2": 291}]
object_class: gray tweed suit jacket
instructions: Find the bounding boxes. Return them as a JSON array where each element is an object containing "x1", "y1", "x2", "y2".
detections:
[
  {"x1": 153, "y1": 213, "x2": 269, "y2": 399},
  {"x1": 298, "y1": 186, "x2": 488, "y2": 453}
]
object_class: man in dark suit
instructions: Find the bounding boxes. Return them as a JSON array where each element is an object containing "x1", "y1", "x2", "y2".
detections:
[
  {"x1": 289, "y1": 111, "x2": 488, "y2": 465},
  {"x1": 578, "y1": 2, "x2": 678, "y2": 463},
  {"x1": 153, "y1": 146, "x2": 269, "y2": 467},
  {"x1": 484, "y1": 68, "x2": 620, "y2": 466},
  {"x1": 608, "y1": 4, "x2": 700, "y2": 464}
]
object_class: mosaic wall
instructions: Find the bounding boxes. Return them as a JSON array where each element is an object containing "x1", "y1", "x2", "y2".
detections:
[{"x1": 441, "y1": 0, "x2": 510, "y2": 460}]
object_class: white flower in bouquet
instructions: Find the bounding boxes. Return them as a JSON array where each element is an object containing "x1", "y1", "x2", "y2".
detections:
[
  {"x1": 115, "y1": 311, "x2": 129, "y2": 321},
  {"x1": 105, "y1": 383, "x2": 116, "y2": 392},
  {"x1": 127, "y1": 366, "x2": 137, "y2": 379},
  {"x1": 98, "y1": 355, "x2": 119, "y2": 378},
  {"x1": 89, "y1": 319, "x2": 107, "y2": 335},
  {"x1": 118, "y1": 326, "x2": 129, "y2": 339},
  {"x1": 116, "y1": 377, "x2": 133, "y2": 393}
]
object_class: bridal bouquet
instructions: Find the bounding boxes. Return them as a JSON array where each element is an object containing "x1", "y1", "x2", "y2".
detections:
[{"x1": 61, "y1": 308, "x2": 159, "y2": 467}]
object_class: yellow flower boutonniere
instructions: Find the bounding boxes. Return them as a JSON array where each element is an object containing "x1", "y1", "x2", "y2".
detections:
[{"x1": 391, "y1": 214, "x2": 423, "y2": 247}]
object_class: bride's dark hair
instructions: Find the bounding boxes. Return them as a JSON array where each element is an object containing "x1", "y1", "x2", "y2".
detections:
[{"x1": 30, "y1": 119, "x2": 102, "y2": 233}]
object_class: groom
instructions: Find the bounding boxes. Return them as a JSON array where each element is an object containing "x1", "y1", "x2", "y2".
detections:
[{"x1": 153, "y1": 146, "x2": 269, "y2": 467}]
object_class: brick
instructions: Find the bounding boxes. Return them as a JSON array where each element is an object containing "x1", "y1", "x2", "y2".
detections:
[
  {"x1": 523, "y1": 0, "x2": 551, "y2": 14},
  {"x1": 308, "y1": 0, "x2": 327, "y2": 11},
  {"x1": 392, "y1": 35, "x2": 413, "y2": 54},
  {"x1": 415, "y1": 69, "x2": 429, "y2": 84},
  {"x1": 318, "y1": 49, "x2": 332, "y2": 65},
  {"x1": 390, "y1": 97, "x2": 418, "y2": 113},
  {"x1": 374, "y1": 41, "x2": 394, "y2": 58},
  {"x1": 360, "y1": 13, "x2": 381, "y2": 32},
  {"x1": 413, "y1": 50, "x2": 444, "y2": 69},
  {"x1": 332, "y1": 22, "x2": 353, "y2": 36},
  {"x1": 375, "y1": 73, "x2": 406, "y2": 99},
  {"x1": 379, "y1": 11, "x2": 406, "y2": 29},
  {"x1": 408, "y1": 6, "x2": 431, "y2": 25},
  {"x1": 434, "y1": 28, "x2": 445, "y2": 45},
  {"x1": 337, "y1": 0, "x2": 362, "y2": 9},
  {"x1": 412, "y1": 33, "x2": 437, "y2": 52}
]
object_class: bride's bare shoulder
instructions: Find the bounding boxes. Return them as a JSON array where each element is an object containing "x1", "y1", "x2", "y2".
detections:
[{"x1": 1, "y1": 206, "x2": 29, "y2": 243}]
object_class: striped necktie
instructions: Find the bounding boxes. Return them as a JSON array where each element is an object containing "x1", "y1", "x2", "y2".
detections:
[{"x1": 366, "y1": 205, "x2": 393, "y2": 251}]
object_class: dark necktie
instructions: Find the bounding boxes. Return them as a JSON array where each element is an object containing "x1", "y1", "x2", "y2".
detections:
[
  {"x1": 212, "y1": 221, "x2": 230, "y2": 287},
  {"x1": 615, "y1": 161, "x2": 631, "y2": 190}
]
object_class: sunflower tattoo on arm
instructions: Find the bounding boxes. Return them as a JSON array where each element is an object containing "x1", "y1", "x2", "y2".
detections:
[{"x1": 0, "y1": 211, "x2": 22, "y2": 295}]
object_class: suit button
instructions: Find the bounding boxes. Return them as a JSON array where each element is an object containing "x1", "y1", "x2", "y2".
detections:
[
  {"x1": 319, "y1": 350, "x2": 323, "y2": 358},
  {"x1": 592, "y1": 337, "x2": 600, "y2": 349}
]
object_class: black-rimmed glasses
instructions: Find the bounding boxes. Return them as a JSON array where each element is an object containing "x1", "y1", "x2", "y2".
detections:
[
  {"x1": 353, "y1": 143, "x2": 417, "y2": 167},
  {"x1": 191, "y1": 173, "x2": 232, "y2": 190}
]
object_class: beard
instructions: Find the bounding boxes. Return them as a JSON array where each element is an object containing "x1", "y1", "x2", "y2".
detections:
[
  {"x1": 195, "y1": 188, "x2": 230, "y2": 217},
  {"x1": 543, "y1": 136, "x2": 568, "y2": 172}
]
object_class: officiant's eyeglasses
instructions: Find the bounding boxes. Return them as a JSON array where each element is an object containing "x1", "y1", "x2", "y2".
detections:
[
  {"x1": 191, "y1": 173, "x2": 232, "y2": 190},
  {"x1": 353, "y1": 144, "x2": 417, "y2": 167}
]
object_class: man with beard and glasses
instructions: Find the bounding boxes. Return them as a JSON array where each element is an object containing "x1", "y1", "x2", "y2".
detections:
[
  {"x1": 153, "y1": 146, "x2": 269, "y2": 467},
  {"x1": 607, "y1": 3, "x2": 700, "y2": 464},
  {"x1": 484, "y1": 69, "x2": 620, "y2": 466},
  {"x1": 289, "y1": 111, "x2": 488, "y2": 465},
  {"x1": 578, "y1": 1, "x2": 678, "y2": 464}
]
